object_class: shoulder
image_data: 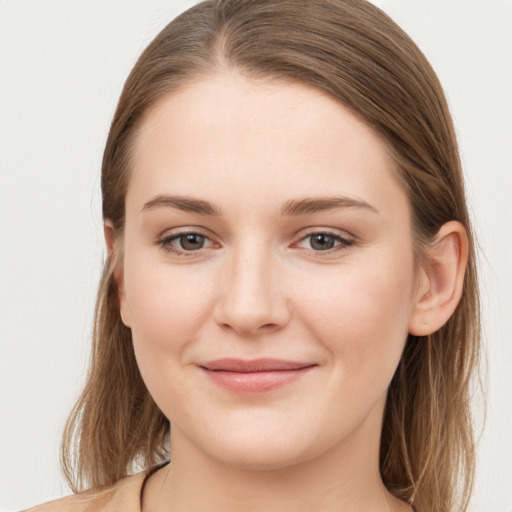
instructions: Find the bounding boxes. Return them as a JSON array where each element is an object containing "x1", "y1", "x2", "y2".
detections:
[{"x1": 22, "y1": 470, "x2": 148, "y2": 512}]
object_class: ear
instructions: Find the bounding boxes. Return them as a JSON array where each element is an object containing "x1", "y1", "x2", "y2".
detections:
[
  {"x1": 103, "y1": 221, "x2": 131, "y2": 328},
  {"x1": 408, "y1": 221, "x2": 469, "y2": 336}
]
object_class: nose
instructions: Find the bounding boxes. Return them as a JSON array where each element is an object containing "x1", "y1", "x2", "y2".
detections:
[{"x1": 213, "y1": 242, "x2": 291, "y2": 337}]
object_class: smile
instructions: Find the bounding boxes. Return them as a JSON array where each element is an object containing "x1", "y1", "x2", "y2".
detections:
[{"x1": 198, "y1": 358, "x2": 317, "y2": 393}]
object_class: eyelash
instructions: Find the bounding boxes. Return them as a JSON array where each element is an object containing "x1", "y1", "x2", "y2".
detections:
[{"x1": 155, "y1": 229, "x2": 354, "y2": 257}]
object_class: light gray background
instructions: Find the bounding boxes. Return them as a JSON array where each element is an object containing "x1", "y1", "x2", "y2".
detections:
[{"x1": 1, "y1": 1, "x2": 511, "y2": 510}]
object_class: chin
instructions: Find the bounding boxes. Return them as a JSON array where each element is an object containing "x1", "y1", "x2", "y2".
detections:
[{"x1": 185, "y1": 420, "x2": 329, "y2": 472}]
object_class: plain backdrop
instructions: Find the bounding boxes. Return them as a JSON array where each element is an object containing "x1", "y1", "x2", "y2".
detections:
[{"x1": 0, "y1": 1, "x2": 511, "y2": 510}]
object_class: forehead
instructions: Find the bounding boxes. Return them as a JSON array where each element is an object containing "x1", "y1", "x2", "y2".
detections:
[{"x1": 128, "y1": 71, "x2": 408, "y2": 218}]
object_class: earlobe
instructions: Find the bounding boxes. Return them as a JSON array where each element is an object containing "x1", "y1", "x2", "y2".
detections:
[
  {"x1": 103, "y1": 221, "x2": 131, "y2": 328},
  {"x1": 408, "y1": 221, "x2": 469, "y2": 336},
  {"x1": 103, "y1": 220, "x2": 116, "y2": 257}
]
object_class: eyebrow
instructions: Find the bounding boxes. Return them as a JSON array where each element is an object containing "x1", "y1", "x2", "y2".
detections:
[
  {"x1": 142, "y1": 195, "x2": 222, "y2": 216},
  {"x1": 141, "y1": 194, "x2": 377, "y2": 217},
  {"x1": 280, "y1": 196, "x2": 378, "y2": 216}
]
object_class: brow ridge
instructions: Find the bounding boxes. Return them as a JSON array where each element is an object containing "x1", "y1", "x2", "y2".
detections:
[
  {"x1": 141, "y1": 194, "x2": 377, "y2": 217},
  {"x1": 142, "y1": 195, "x2": 222, "y2": 216},
  {"x1": 281, "y1": 196, "x2": 377, "y2": 216}
]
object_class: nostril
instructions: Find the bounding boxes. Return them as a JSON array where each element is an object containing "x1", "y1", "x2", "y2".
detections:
[{"x1": 218, "y1": 319, "x2": 281, "y2": 337}]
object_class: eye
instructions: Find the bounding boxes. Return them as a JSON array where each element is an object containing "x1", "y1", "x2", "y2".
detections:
[
  {"x1": 295, "y1": 231, "x2": 354, "y2": 252},
  {"x1": 156, "y1": 231, "x2": 215, "y2": 254},
  {"x1": 177, "y1": 233, "x2": 207, "y2": 251}
]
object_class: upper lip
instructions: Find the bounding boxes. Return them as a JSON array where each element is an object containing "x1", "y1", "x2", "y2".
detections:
[{"x1": 199, "y1": 358, "x2": 316, "y2": 373}]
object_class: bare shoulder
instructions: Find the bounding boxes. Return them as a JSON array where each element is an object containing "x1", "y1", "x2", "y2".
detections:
[
  {"x1": 22, "y1": 470, "x2": 148, "y2": 512},
  {"x1": 21, "y1": 490, "x2": 110, "y2": 512}
]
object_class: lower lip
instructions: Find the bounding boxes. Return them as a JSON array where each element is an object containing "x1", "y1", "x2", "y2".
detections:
[{"x1": 200, "y1": 367, "x2": 315, "y2": 393}]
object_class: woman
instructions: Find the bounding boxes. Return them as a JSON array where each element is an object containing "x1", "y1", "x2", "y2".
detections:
[{"x1": 26, "y1": 0, "x2": 480, "y2": 511}]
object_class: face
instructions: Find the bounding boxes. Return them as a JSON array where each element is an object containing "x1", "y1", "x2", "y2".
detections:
[{"x1": 119, "y1": 71, "x2": 420, "y2": 470}]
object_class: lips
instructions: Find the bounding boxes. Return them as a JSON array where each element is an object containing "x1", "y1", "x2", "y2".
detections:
[
  {"x1": 198, "y1": 358, "x2": 316, "y2": 393},
  {"x1": 200, "y1": 358, "x2": 314, "y2": 372}
]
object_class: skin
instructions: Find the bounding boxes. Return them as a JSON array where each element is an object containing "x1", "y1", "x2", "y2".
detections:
[{"x1": 112, "y1": 71, "x2": 467, "y2": 512}]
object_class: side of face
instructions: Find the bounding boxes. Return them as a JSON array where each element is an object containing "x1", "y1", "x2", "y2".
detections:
[{"x1": 110, "y1": 71, "x2": 466, "y2": 471}]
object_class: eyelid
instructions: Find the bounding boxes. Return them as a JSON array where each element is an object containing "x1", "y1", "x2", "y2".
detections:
[
  {"x1": 292, "y1": 227, "x2": 355, "y2": 253},
  {"x1": 154, "y1": 226, "x2": 355, "y2": 257},
  {"x1": 155, "y1": 227, "x2": 219, "y2": 256}
]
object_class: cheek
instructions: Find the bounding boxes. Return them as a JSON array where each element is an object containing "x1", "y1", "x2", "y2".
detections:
[
  {"x1": 297, "y1": 253, "x2": 415, "y2": 384},
  {"x1": 122, "y1": 251, "x2": 216, "y2": 360},
  {"x1": 122, "y1": 259, "x2": 218, "y2": 418}
]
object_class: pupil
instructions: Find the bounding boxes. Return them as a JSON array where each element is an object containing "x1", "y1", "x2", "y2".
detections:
[
  {"x1": 311, "y1": 234, "x2": 335, "y2": 250},
  {"x1": 180, "y1": 234, "x2": 204, "y2": 250}
]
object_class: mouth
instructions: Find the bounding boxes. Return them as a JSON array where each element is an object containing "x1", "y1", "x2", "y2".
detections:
[{"x1": 198, "y1": 358, "x2": 317, "y2": 393}]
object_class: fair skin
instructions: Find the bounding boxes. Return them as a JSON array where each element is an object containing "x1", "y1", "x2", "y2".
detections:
[{"x1": 107, "y1": 71, "x2": 467, "y2": 512}]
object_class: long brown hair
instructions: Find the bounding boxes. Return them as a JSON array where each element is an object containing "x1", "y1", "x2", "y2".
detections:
[{"x1": 61, "y1": 1, "x2": 481, "y2": 510}]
